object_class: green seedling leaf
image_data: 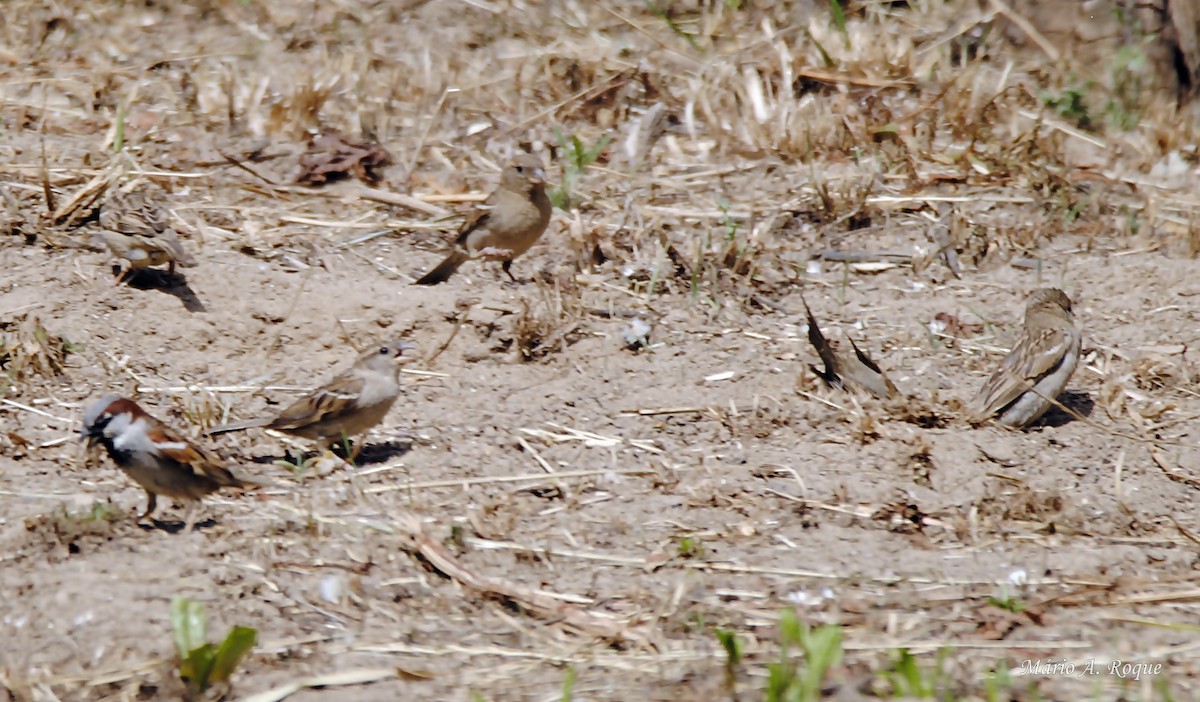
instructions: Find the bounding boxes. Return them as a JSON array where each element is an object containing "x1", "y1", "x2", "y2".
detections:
[
  {"x1": 804, "y1": 27, "x2": 834, "y2": 68},
  {"x1": 799, "y1": 624, "x2": 842, "y2": 699},
  {"x1": 583, "y1": 134, "x2": 611, "y2": 164},
  {"x1": 180, "y1": 643, "x2": 217, "y2": 693},
  {"x1": 113, "y1": 103, "x2": 125, "y2": 153},
  {"x1": 559, "y1": 665, "x2": 576, "y2": 702},
  {"x1": 171, "y1": 597, "x2": 208, "y2": 658},
  {"x1": 828, "y1": 0, "x2": 849, "y2": 48},
  {"x1": 715, "y1": 627, "x2": 743, "y2": 666},
  {"x1": 209, "y1": 625, "x2": 257, "y2": 684},
  {"x1": 644, "y1": 1, "x2": 701, "y2": 51},
  {"x1": 777, "y1": 608, "x2": 802, "y2": 648},
  {"x1": 548, "y1": 187, "x2": 569, "y2": 210},
  {"x1": 570, "y1": 135, "x2": 586, "y2": 169}
]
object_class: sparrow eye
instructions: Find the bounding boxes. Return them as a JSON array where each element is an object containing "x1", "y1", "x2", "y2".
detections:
[
  {"x1": 515, "y1": 165, "x2": 525, "y2": 173},
  {"x1": 379, "y1": 346, "x2": 390, "y2": 355}
]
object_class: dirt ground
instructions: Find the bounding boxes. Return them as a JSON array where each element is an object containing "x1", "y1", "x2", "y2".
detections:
[{"x1": 3, "y1": 1, "x2": 1200, "y2": 700}]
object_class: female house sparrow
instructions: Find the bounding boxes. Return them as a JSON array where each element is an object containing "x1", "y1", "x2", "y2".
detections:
[
  {"x1": 99, "y1": 189, "x2": 196, "y2": 282},
  {"x1": 414, "y1": 153, "x2": 553, "y2": 285},
  {"x1": 970, "y1": 288, "x2": 1081, "y2": 429},
  {"x1": 207, "y1": 340, "x2": 416, "y2": 457},
  {"x1": 81, "y1": 395, "x2": 253, "y2": 531}
]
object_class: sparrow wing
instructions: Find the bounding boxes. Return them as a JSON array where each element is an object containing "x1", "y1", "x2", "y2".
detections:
[
  {"x1": 155, "y1": 228, "x2": 196, "y2": 266},
  {"x1": 413, "y1": 200, "x2": 494, "y2": 285},
  {"x1": 101, "y1": 191, "x2": 196, "y2": 266},
  {"x1": 453, "y1": 202, "x2": 494, "y2": 249},
  {"x1": 100, "y1": 192, "x2": 168, "y2": 236},
  {"x1": 147, "y1": 422, "x2": 248, "y2": 489},
  {"x1": 973, "y1": 325, "x2": 1077, "y2": 419},
  {"x1": 267, "y1": 371, "x2": 367, "y2": 431}
]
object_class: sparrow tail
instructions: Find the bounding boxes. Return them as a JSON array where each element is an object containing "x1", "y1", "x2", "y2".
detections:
[
  {"x1": 231, "y1": 474, "x2": 290, "y2": 491},
  {"x1": 165, "y1": 236, "x2": 197, "y2": 267},
  {"x1": 206, "y1": 417, "x2": 273, "y2": 435},
  {"x1": 414, "y1": 250, "x2": 468, "y2": 285}
]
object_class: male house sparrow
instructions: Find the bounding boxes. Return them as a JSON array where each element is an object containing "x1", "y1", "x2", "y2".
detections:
[
  {"x1": 81, "y1": 395, "x2": 253, "y2": 530},
  {"x1": 98, "y1": 189, "x2": 196, "y2": 282},
  {"x1": 970, "y1": 288, "x2": 1081, "y2": 429},
  {"x1": 414, "y1": 153, "x2": 553, "y2": 285},
  {"x1": 207, "y1": 340, "x2": 416, "y2": 457}
]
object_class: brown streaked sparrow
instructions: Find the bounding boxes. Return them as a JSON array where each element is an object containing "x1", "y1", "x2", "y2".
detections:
[
  {"x1": 99, "y1": 188, "x2": 196, "y2": 282},
  {"x1": 81, "y1": 395, "x2": 253, "y2": 531},
  {"x1": 414, "y1": 153, "x2": 552, "y2": 285},
  {"x1": 970, "y1": 287, "x2": 1082, "y2": 429},
  {"x1": 207, "y1": 339, "x2": 417, "y2": 457}
]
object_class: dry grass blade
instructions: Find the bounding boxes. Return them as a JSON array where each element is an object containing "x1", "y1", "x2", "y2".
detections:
[
  {"x1": 273, "y1": 182, "x2": 447, "y2": 217},
  {"x1": 240, "y1": 668, "x2": 399, "y2": 702},
  {"x1": 50, "y1": 169, "x2": 112, "y2": 226}
]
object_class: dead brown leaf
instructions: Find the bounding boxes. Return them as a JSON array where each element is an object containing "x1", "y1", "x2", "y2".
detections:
[{"x1": 296, "y1": 130, "x2": 393, "y2": 186}]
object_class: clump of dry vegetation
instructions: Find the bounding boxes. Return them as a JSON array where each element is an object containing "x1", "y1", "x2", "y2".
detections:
[{"x1": 0, "y1": 315, "x2": 79, "y2": 393}]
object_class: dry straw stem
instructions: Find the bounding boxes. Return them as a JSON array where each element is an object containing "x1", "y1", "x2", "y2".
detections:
[
  {"x1": 364, "y1": 466, "x2": 656, "y2": 495},
  {"x1": 240, "y1": 668, "x2": 400, "y2": 702},
  {"x1": 388, "y1": 511, "x2": 647, "y2": 644}
]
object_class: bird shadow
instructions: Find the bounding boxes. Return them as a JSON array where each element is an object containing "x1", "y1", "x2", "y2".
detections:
[
  {"x1": 248, "y1": 438, "x2": 413, "y2": 470},
  {"x1": 1037, "y1": 391, "x2": 1093, "y2": 428},
  {"x1": 140, "y1": 516, "x2": 217, "y2": 533},
  {"x1": 352, "y1": 439, "x2": 414, "y2": 465},
  {"x1": 117, "y1": 266, "x2": 207, "y2": 312}
]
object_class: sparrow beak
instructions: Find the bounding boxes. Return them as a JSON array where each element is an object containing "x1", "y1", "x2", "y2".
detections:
[
  {"x1": 527, "y1": 167, "x2": 546, "y2": 186},
  {"x1": 79, "y1": 426, "x2": 100, "y2": 449},
  {"x1": 393, "y1": 341, "x2": 418, "y2": 363}
]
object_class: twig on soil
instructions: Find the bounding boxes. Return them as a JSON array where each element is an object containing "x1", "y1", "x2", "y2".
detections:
[
  {"x1": 989, "y1": 0, "x2": 1060, "y2": 61},
  {"x1": 218, "y1": 148, "x2": 279, "y2": 186},
  {"x1": 365, "y1": 466, "x2": 655, "y2": 494},
  {"x1": 448, "y1": 536, "x2": 1111, "y2": 588},
  {"x1": 522, "y1": 423, "x2": 662, "y2": 453},
  {"x1": 241, "y1": 669, "x2": 400, "y2": 702},
  {"x1": 273, "y1": 182, "x2": 448, "y2": 217},
  {"x1": 517, "y1": 435, "x2": 571, "y2": 500},
  {"x1": 135, "y1": 384, "x2": 310, "y2": 393},
  {"x1": 391, "y1": 511, "x2": 647, "y2": 643},
  {"x1": 619, "y1": 406, "x2": 709, "y2": 416},
  {"x1": 0, "y1": 398, "x2": 74, "y2": 426},
  {"x1": 425, "y1": 301, "x2": 476, "y2": 366}
]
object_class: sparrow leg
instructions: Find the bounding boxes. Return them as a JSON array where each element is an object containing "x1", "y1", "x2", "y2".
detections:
[
  {"x1": 113, "y1": 266, "x2": 131, "y2": 287},
  {"x1": 182, "y1": 503, "x2": 201, "y2": 534},
  {"x1": 137, "y1": 491, "x2": 158, "y2": 522},
  {"x1": 346, "y1": 436, "x2": 366, "y2": 465},
  {"x1": 502, "y1": 259, "x2": 519, "y2": 283}
]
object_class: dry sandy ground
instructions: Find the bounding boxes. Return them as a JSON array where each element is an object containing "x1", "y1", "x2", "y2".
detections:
[{"x1": 3, "y1": 1, "x2": 1200, "y2": 700}]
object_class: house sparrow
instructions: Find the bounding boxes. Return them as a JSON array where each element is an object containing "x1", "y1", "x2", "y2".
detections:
[
  {"x1": 81, "y1": 395, "x2": 253, "y2": 530},
  {"x1": 207, "y1": 340, "x2": 417, "y2": 457},
  {"x1": 970, "y1": 288, "x2": 1081, "y2": 429},
  {"x1": 98, "y1": 189, "x2": 196, "y2": 282},
  {"x1": 414, "y1": 153, "x2": 553, "y2": 285},
  {"x1": 802, "y1": 296, "x2": 899, "y2": 400}
]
